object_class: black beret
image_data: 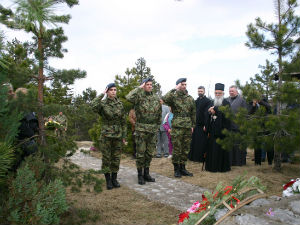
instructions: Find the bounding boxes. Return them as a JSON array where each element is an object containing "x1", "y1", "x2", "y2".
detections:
[
  {"x1": 141, "y1": 78, "x2": 152, "y2": 84},
  {"x1": 176, "y1": 78, "x2": 187, "y2": 85},
  {"x1": 106, "y1": 83, "x2": 116, "y2": 91},
  {"x1": 215, "y1": 83, "x2": 224, "y2": 91}
]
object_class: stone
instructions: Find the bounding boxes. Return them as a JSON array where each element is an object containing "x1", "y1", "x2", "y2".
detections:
[{"x1": 289, "y1": 200, "x2": 300, "y2": 214}]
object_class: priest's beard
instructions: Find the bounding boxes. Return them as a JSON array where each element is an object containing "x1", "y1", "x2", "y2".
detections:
[
  {"x1": 214, "y1": 96, "x2": 224, "y2": 107},
  {"x1": 198, "y1": 93, "x2": 204, "y2": 98}
]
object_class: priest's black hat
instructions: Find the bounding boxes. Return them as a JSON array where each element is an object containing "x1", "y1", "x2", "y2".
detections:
[
  {"x1": 176, "y1": 78, "x2": 187, "y2": 85},
  {"x1": 215, "y1": 83, "x2": 224, "y2": 91},
  {"x1": 106, "y1": 83, "x2": 116, "y2": 91},
  {"x1": 141, "y1": 78, "x2": 152, "y2": 84}
]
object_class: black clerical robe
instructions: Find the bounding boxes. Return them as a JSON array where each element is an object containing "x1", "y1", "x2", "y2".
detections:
[
  {"x1": 188, "y1": 96, "x2": 211, "y2": 162},
  {"x1": 205, "y1": 99, "x2": 231, "y2": 172}
]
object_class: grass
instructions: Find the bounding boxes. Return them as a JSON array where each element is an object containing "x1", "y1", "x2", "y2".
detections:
[{"x1": 62, "y1": 142, "x2": 299, "y2": 224}]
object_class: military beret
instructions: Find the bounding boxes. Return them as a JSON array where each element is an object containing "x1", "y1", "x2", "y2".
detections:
[
  {"x1": 215, "y1": 83, "x2": 224, "y2": 91},
  {"x1": 141, "y1": 78, "x2": 152, "y2": 84},
  {"x1": 106, "y1": 83, "x2": 116, "y2": 91},
  {"x1": 176, "y1": 78, "x2": 187, "y2": 85}
]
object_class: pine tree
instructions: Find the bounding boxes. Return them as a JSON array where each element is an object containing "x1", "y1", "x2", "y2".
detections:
[
  {"x1": 0, "y1": 0, "x2": 81, "y2": 145},
  {"x1": 244, "y1": 0, "x2": 300, "y2": 170}
]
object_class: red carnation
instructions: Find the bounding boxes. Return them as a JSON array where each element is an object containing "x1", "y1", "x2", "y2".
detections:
[
  {"x1": 178, "y1": 212, "x2": 190, "y2": 224},
  {"x1": 283, "y1": 180, "x2": 296, "y2": 190}
]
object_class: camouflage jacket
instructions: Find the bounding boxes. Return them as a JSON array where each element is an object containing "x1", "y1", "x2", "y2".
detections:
[
  {"x1": 126, "y1": 87, "x2": 161, "y2": 133},
  {"x1": 92, "y1": 94, "x2": 127, "y2": 139},
  {"x1": 162, "y1": 89, "x2": 196, "y2": 128},
  {"x1": 55, "y1": 114, "x2": 67, "y2": 129}
]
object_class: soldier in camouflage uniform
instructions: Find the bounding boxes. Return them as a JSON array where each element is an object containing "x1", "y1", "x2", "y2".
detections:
[
  {"x1": 162, "y1": 78, "x2": 196, "y2": 178},
  {"x1": 55, "y1": 111, "x2": 68, "y2": 137},
  {"x1": 92, "y1": 83, "x2": 127, "y2": 190},
  {"x1": 126, "y1": 78, "x2": 161, "y2": 185}
]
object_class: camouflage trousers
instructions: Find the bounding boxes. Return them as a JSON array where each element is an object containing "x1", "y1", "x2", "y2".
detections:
[
  {"x1": 135, "y1": 131, "x2": 157, "y2": 169},
  {"x1": 171, "y1": 127, "x2": 192, "y2": 164},
  {"x1": 100, "y1": 136, "x2": 122, "y2": 173}
]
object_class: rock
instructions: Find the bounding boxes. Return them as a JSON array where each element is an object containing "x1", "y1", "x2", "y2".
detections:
[
  {"x1": 289, "y1": 200, "x2": 300, "y2": 214},
  {"x1": 214, "y1": 208, "x2": 229, "y2": 220},
  {"x1": 271, "y1": 208, "x2": 299, "y2": 225},
  {"x1": 249, "y1": 198, "x2": 270, "y2": 207}
]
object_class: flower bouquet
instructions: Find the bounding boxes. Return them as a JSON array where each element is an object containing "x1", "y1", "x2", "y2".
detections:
[
  {"x1": 178, "y1": 175, "x2": 266, "y2": 225},
  {"x1": 282, "y1": 178, "x2": 300, "y2": 197},
  {"x1": 45, "y1": 121, "x2": 62, "y2": 130}
]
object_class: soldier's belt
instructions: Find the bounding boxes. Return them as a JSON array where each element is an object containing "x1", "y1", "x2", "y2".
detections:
[{"x1": 102, "y1": 121, "x2": 122, "y2": 125}]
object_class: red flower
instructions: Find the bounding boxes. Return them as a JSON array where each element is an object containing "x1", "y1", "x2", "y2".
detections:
[
  {"x1": 224, "y1": 186, "x2": 232, "y2": 195},
  {"x1": 178, "y1": 212, "x2": 190, "y2": 224},
  {"x1": 202, "y1": 194, "x2": 207, "y2": 202},
  {"x1": 283, "y1": 180, "x2": 296, "y2": 190}
]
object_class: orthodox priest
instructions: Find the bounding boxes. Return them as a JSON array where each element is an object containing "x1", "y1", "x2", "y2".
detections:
[
  {"x1": 188, "y1": 86, "x2": 211, "y2": 162},
  {"x1": 205, "y1": 83, "x2": 231, "y2": 172}
]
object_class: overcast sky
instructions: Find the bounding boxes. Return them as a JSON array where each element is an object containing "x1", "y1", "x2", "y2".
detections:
[{"x1": 2, "y1": 0, "x2": 296, "y2": 98}]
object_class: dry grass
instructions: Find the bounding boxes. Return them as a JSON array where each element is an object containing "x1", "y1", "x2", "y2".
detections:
[
  {"x1": 61, "y1": 174, "x2": 180, "y2": 225},
  {"x1": 120, "y1": 149, "x2": 300, "y2": 196}
]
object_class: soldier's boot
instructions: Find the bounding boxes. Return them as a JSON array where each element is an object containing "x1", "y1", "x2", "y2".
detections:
[
  {"x1": 137, "y1": 168, "x2": 145, "y2": 185},
  {"x1": 144, "y1": 168, "x2": 155, "y2": 182},
  {"x1": 104, "y1": 173, "x2": 113, "y2": 190},
  {"x1": 111, "y1": 172, "x2": 120, "y2": 188},
  {"x1": 173, "y1": 163, "x2": 182, "y2": 178},
  {"x1": 180, "y1": 164, "x2": 193, "y2": 176}
]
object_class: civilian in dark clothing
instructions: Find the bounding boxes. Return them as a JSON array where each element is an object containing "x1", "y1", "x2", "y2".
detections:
[
  {"x1": 249, "y1": 97, "x2": 274, "y2": 165},
  {"x1": 227, "y1": 85, "x2": 249, "y2": 166}
]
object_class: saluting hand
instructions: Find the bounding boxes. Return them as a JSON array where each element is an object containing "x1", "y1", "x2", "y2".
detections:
[
  {"x1": 102, "y1": 87, "x2": 108, "y2": 94},
  {"x1": 139, "y1": 82, "x2": 145, "y2": 89}
]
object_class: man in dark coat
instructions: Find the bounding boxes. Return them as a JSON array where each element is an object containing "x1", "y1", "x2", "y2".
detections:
[
  {"x1": 205, "y1": 83, "x2": 231, "y2": 172},
  {"x1": 227, "y1": 85, "x2": 248, "y2": 166},
  {"x1": 249, "y1": 96, "x2": 273, "y2": 165},
  {"x1": 188, "y1": 86, "x2": 211, "y2": 162}
]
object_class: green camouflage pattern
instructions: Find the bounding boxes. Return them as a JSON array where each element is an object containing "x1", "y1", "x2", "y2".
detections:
[
  {"x1": 135, "y1": 131, "x2": 157, "y2": 168},
  {"x1": 100, "y1": 136, "x2": 122, "y2": 173},
  {"x1": 162, "y1": 89, "x2": 196, "y2": 128},
  {"x1": 126, "y1": 87, "x2": 161, "y2": 168},
  {"x1": 91, "y1": 93, "x2": 127, "y2": 173},
  {"x1": 92, "y1": 93, "x2": 127, "y2": 139},
  {"x1": 126, "y1": 87, "x2": 161, "y2": 133},
  {"x1": 55, "y1": 114, "x2": 67, "y2": 129},
  {"x1": 54, "y1": 114, "x2": 68, "y2": 137},
  {"x1": 162, "y1": 89, "x2": 196, "y2": 164},
  {"x1": 170, "y1": 128, "x2": 192, "y2": 164}
]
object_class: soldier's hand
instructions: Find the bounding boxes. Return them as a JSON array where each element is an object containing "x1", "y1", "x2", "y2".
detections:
[
  {"x1": 102, "y1": 87, "x2": 108, "y2": 94},
  {"x1": 123, "y1": 139, "x2": 128, "y2": 145},
  {"x1": 139, "y1": 82, "x2": 145, "y2": 89},
  {"x1": 191, "y1": 127, "x2": 194, "y2": 133}
]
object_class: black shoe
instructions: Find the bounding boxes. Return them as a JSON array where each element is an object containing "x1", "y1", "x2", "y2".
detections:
[
  {"x1": 104, "y1": 173, "x2": 113, "y2": 190},
  {"x1": 137, "y1": 168, "x2": 145, "y2": 185},
  {"x1": 173, "y1": 163, "x2": 181, "y2": 178},
  {"x1": 180, "y1": 164, "x2": 193, "y2": 176},
  {"x1": 164, "y1": 154, "x2": 169, "y2": 158},
  {"x1": 144, "y1": 168, "x2": 155, "y2": 182},
  {"x1": 111, "y1": 172, "x2": 120, "y2": 188},
  {"x1": 155, "y1": 154, "x2": 162, "y2": 158}
]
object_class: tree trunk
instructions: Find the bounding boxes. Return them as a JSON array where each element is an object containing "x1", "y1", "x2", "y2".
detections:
[
  {"x1": 273, "y1": 143, "x2": 281, "y2": 171},
  {"x1": 37, "y1": 36, "x2": 46, "y2": 145},
  {"x1": 274, "y1": 0, "x2": 282, "y2": 171}
]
